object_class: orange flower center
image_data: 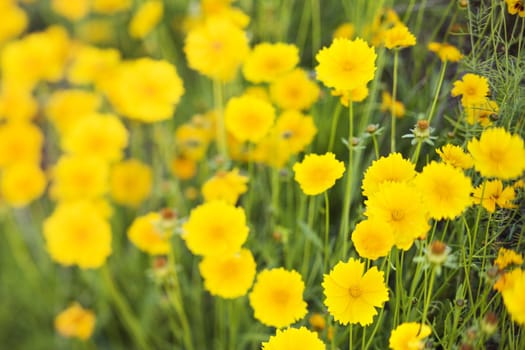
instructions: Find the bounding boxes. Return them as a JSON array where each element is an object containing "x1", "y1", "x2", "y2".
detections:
[
  {"x1": 390, "y1": 209, "x2": 405, "y2": 221},
  {"x1": 348, "y1": 286, "x2": 362, "y2": 298}
]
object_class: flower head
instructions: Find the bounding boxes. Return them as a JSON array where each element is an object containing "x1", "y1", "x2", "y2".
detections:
[
  {"x1": 494, "y1": 248, "x2": 523, "y2": 270},
  {"x1": 249, "y1": 268, "x2": 307, "y2": 328},
  {"x1": 472, "y1": 180, "x2": 516, "y2": 213},
  {"x1": 293, "y1": 152, "x2": 345, "y2": 195},
  {"x1": 389, "y1": 322, "x2": 431, "y2": 350},
  {"x1": 55, "y1": 303, "x2": 96, "y2": 340},
  {"x1": 465, "y1": 100, "x2": 499, "y2": 127},
  {"x1": 351, "y1": 219, "x2": 395, "y2": 260},
  {"x1": 270, "y1": 68, "x2": 320, "y2": 111},
  {"x1": 273, "y1": 110, "x2": 317, "y2": 154},
  {"x1": 0, "y1": 122, "x2": 43, "y2": 168},
  {"x1": 505, "y1": 0, "x2": 525, "y2": 17},
  {"x1": 262, "y1": 327, "x2": 325, "y2": 350},
  {"x1": 428, "y1": 42, "x2": 462, "y2": 62},
  {"x1": 383, "y1": 23, "x2": 416, "y2": 49},
  {"x1": 436, "y1": 144, "x2": 473, "y2": 170},
  {"x1": 225, "y1": 95, "x2": 276, "y2": 143},
  {"x1": 110, "y1": 159, "x2": 152, "y2": 207},
  {"x1": 451, "y1": 74, "x2": 489, "y2": 107},
  {"x1": 202, "y1": 168, "x2": 248, "y2": 204},
  {"x1": 51, "y1": 0, "x2": 90, "y2": 21},
  {"x1": 323, "y1": 258, "x2": 389, "y2": 326},
  {"x1": 500, "y1": 269, "x2": 525, "y2": 326},
  {"x1": 128, "y1": 0, "x2": 163, "y2": 39},
  {"x1": 128, "y1": 212, "x2": 171, "y2": 255},
  {"x1": 243, "y1": 42, "x2": 299, "y2": 83},
  {"x1": 361, "y1": 152, "x2": 416, "y2": 198},
  {"x1": 0, "y1": 163, "x2": 47, "y2": 207},
  {"x1": 380, "y1": 91, "x2": 405, "y2": 118},
  {"x1": 467, "y1": 127, "x2": 525, "y2": 179}
]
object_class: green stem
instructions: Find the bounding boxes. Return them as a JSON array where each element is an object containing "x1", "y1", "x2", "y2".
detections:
[
  {"x1": 324, "y1": 191, "x2": 330, "y2": 273},
  {"x1": 411, "y1": 140, "x2": 423, "y2": 165},
  {"x1": 328, "y1": 103, "x2": 343, "y2": 152},
  {"x1": 427, "y1": 60, "x2": 448, "y2": 124},
  {"x1": 339, "y1": 102, "x2": 354, "y2": 259},
  {"x1": 301, "y1": 196, "x2": 317, "y2": 276},
  {"x1": 371, "y1": 135, "x2": 379, "y2": 160},
  {"x1": 421, "y1": 267, "x2": 436, "y2": 327},
  {"x1": 213, "y1": 79, "x2": 228, "y2": 165},
  {"x1": 349, "y1": 324, "x2": 353, "y2": 350},
  {"x1": 391, "y1": 50, "x2": 399, "y2": 153},
  {"x1": 311, "y1": 0, "x2": 321, "y2": 59}
]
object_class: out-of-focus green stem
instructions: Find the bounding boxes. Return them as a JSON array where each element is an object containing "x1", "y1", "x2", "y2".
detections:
[
  {"x1": 391, "y1": 50, "x2": 399, "y2": 153},
  {"x1": 339, "y1": 102, "x2": 354, "y2": 259},
  {"x1": 213, "y1": 80, "x2": 228, "y2": 165}
]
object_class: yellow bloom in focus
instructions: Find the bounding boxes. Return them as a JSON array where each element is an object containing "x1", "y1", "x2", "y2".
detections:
[
  {"x1": 105, "y1": 58, "x2": 184, "y2": 123},
  {"x1": 293, "y1": 152, "x2": 345, "y2": 195},
  {"x1": 333, "y1": 23, "x2": 355, "y2": 39},
  {"x1": 500, "y1": 269, "x2": 525, "y2": 326},
  {"x1": 128, "y1": 212, "x2": 171, "y2": 255},
  {"x1": 225, "y1": 95, "x2": 276, "y2": 143},
  {"x1": 495, "y1": 248, "x2": 523, "y2": 270},
  {"x1": 44, "y1": 201, "x2": 112, "y2": 269},
  {"x1": 183, "y1": 200, "x2": 249, "y2": 256},
  {"x1": 380, "y1": 91, "x2": 405, "y2": 118},
  {"x1": 270, "y1": 68, "x2": 320, "y2": 111},
  {"x1": 505, "y1": 0, "x2": 525, "y2": 17},
  {"x1": 0, "y1": 122, "x2": 43, "y2": 168},
  {"x1": 315, "y1": 38, "x2": 377, "y2": 91},
  {"x1": 0, "y1": 86, "x2": 38, "y2": 122},
  {"x1": 61, "y1": 113, "x2": 128, "y2": 162},
  {"x1": 67, "y1": 45, "x2": 121, "y2": 90},
  {"x1": 467, "y1": 127, "x2": 525, "y2": 180},
  {"x1": 465, "y1": 100, "x2": 499, "y2": 127},
  {"x1": 262, "y1": 327, "x2": 325, "y2": 350},
  {"x1": 170, "y1": 155, "x2": 197, "y2": 180},
  {"x1": 110, "y1": 159, "x2": 152, "y2": 207},
  {"x1": 184, "y1": 17, "x2": 249, "y2": 81},
  {"x1": 249, "y1": 268, "x2": 307, "y2": 328},
  {"x1": 92, "y1": 0, "x2": 132, "y2": 13},
  {"x1": 1, "y1": 163, "x2": 46, "y2": 207},
  {"x1": 451, "y1": 73, "x2": 489, "y2": 107},
  {"x1": 436, "y1": 144, "x2": 474, "y2": 170},
  {"x1": 51, "y1": 0, "x2": 90, "y2": 21},
  {"x1": 365, "y1": 182, "x2": 429, "y2": 250},
  {"x1": 472, "y1": 180, "x2": 516, "y2": 213},
  {"x1": 389, "y1": 322, "x2": 431, "y2": 350},
  {"x1": 361, "y1": 152, "x2": 416, "y2": 198},
  {"x1": 332, "y1": 85, "x2": 369, "y2": 106},
  {"x1": 383, "y1": 23, "x2": 416, "y2": 49},
  {"x1": 323, "y1": 258, "x2": 389, "y2": 326},
  {"x1": 428, "y1": 42, "x2": 463, "y2": 62},
  {"x1": 129, "y1": 1, "x2": 163, "y2": 39},
  {"x1": 414, "y1": 162, "x2": 473, "y2": 220},
  {"x1": 351, "y1": 219, "x2": 395, "y2": 260},
  {"x1": 243, "y1": 42, "x2": 299, "y2": 83},
  {"x1": 199, "y1": 248, "x2": 256, "y2": 299},
  {"x1": 202, "y1": 168, "x2": 248, "y2": 204},
  {"x1": 55, "y1": 303, "x2": 95, "y2": 340},
  {"x1": 50, "y1": 156, "x2": 109, "y2": 201},
  {"x1": 273, "y1": 110, "x2": 317, "y2": 154},
  {"x1": 0, "y1": 2, "x2": 27, "y2": 44},
  {"x1": 45, "y1": 89, "x2": 102, "y2": 135}
]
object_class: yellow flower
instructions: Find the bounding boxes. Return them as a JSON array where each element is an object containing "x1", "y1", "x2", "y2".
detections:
[
  {"x1": 128, "y1": 212, "x2": 171, "y2": 255},
  {"x1": 43, "y1": 201, "x2": 112, "y2": 269},
  {"x1": 315, "y1": 38, "x2": 377, "y2": 91},
  {"x1": 273, "y1": 110, "x2": 317, "y2": 154},
  {"x1": 361, "y1": 152, "x2": 416, "y2": 198},
  {"x1": 199, "y1": 248, "x2": 256, "y2": 299},
  {"x1": 67, "y1": 45, "x2": 121, "y2": 89},
  {"x1": 451, "y1": 73, "x2": 489, "y2": 107},
  {"x1": 465, "y1": 99, "x2": 499, "y2": 127},
  {"x1": 0, "y1": 2, "x2": 27, "y2": 45},
  {"x1": 243, "y1": 42, "x2": 299, "y2": 83},
  {"x1": 225, "y1": 94, "x2": 276, "y2": 143},
  {"x1": 110, "y1": 159, "x2": 153, "y2": 207},
  {"x1": 472, "y1": 180, "x2": 516, "y2": 213},
  {"x1": 184, "y1": 17, "x2": 249, "y2": 81},
  {"x1": 308, "y1": 313, "x2": 326, "y2": 331},
  {"x1": 436, "y1": 144, "x2": 474, "y2": 170},
  {"x1": 170, "y1": 155, "x2": 197, "y2": 180},
  {"x1": 129, "y1": 1, "x2": 163, "y2": 39},
  {"x1": 249, "y1": 268, "x2": 307, "y2": 328},
  {"x1": 500, "y1": 269, "x2": 525, "y2": 326},
  {"x1": 269, "y1": 68, "x2": 320, "y2": 111},
  {"x1": 365, "y1": 182, "x2": 429, "y2": 250},
  {"x1": 383, "y1": 23, "x2": 416, "y2": 49},
  {"x1": 61, "y1": 113, "x2": 128, "y2": 162},
  {"x1": 0, "y1": 122, "x2": 43, "y2": 168},
  {"x1": 331, "y1": 85, "x2": 369, "y2": 105},
  {"x1": 50, "y1": 156, "x2": 109, "y2": 201},
  {"x1": 0, "y1": 86, "x2": 38, "y2": 122},
  {"x1": 414, "y1": 161, "x2": 473, "y2": 220},
  {"x1": 494, "y1": 248, "x2": 523, "y2": 270},
  {"x1": 202, "y1": 168, "x2": 248, "y2": 204},
  {"x1": 51, "y1": 0, "x2": 90, "y2": 21},
  {"x1": 262, "y1": 327, "x2": 325, "y2": 350},
  {"x1": 428, "y1": 42, "x2": 463, "y2": 62},
  {"x1": 505, "y1": 0, "x2": 525, "y2": 17},
  {"x1": 389, "y1": 322, "x2": 432, "y2": 350},
  {"x1": 250, "y1": 133, "x2": 292, "y2": 169},
  {"x1": 380, "y1": 91, "x2": 406, "y2": 118},
  {"x1": 467, "y1": 127, "x2": 525, "y2": 180},
  {"x1": 175, "y1": 123, "x2": 210, "y2": 161},
  {"x1": 1, "y1": 163, "x2": 46, "y2": 208},
  {"x1": 333, "y1": 22, "x2": 355, "y2": 39},
  {"x1": 351, "y1": 219, "x2": 395, "y2": 260},
  {"x1": 323, "y1": 258, "x2": 389, "y2": 326},
  {"x1": 293, "y1": 152, "x2": 345, "y2": 195},
  {"x1": 182, "y1": 201, "x2": 249, "y2": 256},
  {"x1": 105, "y1": 58, "x2": 184, "y2": 123},
  {"x1": 45, "y1": 89, "x2": 102, "y2": 135},
  {"x1": 92, "y1": 0, "x2": 132, "y2": 13},
  {"x1": 55, "y1": 303, "x2": 96, "y2": 341}
]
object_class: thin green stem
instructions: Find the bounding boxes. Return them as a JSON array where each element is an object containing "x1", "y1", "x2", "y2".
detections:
[
  {"x1": 371, "y1": 135, "x2": 380, "y2": 160},
  {"x1": 324, "y1": 191, "x2": 330, "y2": 272},
  {"x1": 340, "y1": 102, "x2": 354, "y2": 259},
  {"x1": 391, "y1": 50, "x2": 399, "y2": 153},
  {"x1": 311, "y1": 0, "x2": 321, "y2": 59},
  {"x1": 213, "y1": 79, "x2": 228, "y2": 165},
  {"x1": 349, "y1": 324, "x2": 353, "y2": 350},
  {"x1": 420, "y1": 267, "x2": 436, "y2": 327},
  {"x1": 328, "y1": 103, "x2": 343, "y2": 152},
  {"x1": 301, "y1": 196, "x2": 317, "y2": 276},
  {"x1": 427, "y1": 60, "x2": 448, "y2": 124}
]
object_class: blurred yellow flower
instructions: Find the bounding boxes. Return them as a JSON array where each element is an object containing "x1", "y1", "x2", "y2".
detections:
[
  {"x1": 351, "y1": 219, "x2": 394, "y2": 260},
  {"x1": 175, "y1": 123, "x2": 210, "y2": 161},
  {"x1": 505, "y1": 0, "x2": 525, "y2": 17},
  {"x1": 67, "y1": 45, "x2": 121, "y2": 89},
  {"x1": 500, "y1": 269, "x2": 525, "y2": 326},
  {"x1": 243, "y1": 42, "x2": 299, "y2": 83},
  {"x1": 361, "y1": 152, "x2": 416, "y2": 198},
  {"x1": 170, "y1": 155, "x2": 197, "y2": 180},
  {"x1": 184, "y1": 17, "x2": 249, "y2": 81},
  {"x1": 332, "y1": 85, "x2": 369, "y2": 105},
  {"x1": 494, "y1": 248, "x2": 523, "y2": 270},
  {"x1": 0, "y1": 86, "x2": 38, "y2": 122},
  {"x1": 0, "y1": 2, "x2": 27, "y2": 44},
  {"x1": 472, "y1": 180, "x2": 516, "y2": 213},
  {"x1": 293, "y1": 152, "x2": 345, "y2": 195},
  {"x1": 129, "y1": 0, "x2": 163, "y2": 39},
  {"x1": 323, "y1": 258, "x2": 389, "y2": 326},
  {"x1": 110, "y1": 159, "x2": 152, "y2": 207},
  {"x1": 273, "y1": 110, "x2": 317, "y2": 154},
  {"x1": 51, "y1": 0, "x2": 90, "y2": 21},
  {"x1": 182, "y1": 201, "x2": 249, "y2": 256},
  {"x1": 389, "y1": 322, "x2": 431, "y2": 350},
  {"x1": 451, "y1": 73, "x2": 489, "y2": 107},
  {"x1": 199, "y1": 248, "x2": 256, "y2": 299},
  {"x1": 380, "y1": 91, "x2": 405, "y2": 118},
  {"x1": 202, "y1": 168, "x2": 248, "y2": 204},
  {"x1": 0, "y1": 122, "x2": 43, "y2": 168},
  {"x1": 428, "y1": 42, "x2": 463, "y2": 62},
  {"x1": 0, "y1": 163, "x2": 46, "y2": 207},
  {"x1": 128, "y1": 212, "x2": 171, "y2": 255},
  {"x1": 465, "y1": 99, "x2": 499, "y2": 127},
  {"x1": 436, "y1": 144, "x2": 474, "y2": 170},
  {"x1": 308, "y1": 313, "x2": 326, "y2": 331},
  {"x1": 383, "y1": 23, "x2": 416, "y2": 49},
  {"x1": 333, "y1": 22, "x2": 355, "y2": 39},
  {"x1": 92, "y1": 0, "x2": 132, "y2": 13},
  {"x1": 262, "y1": 327, "x2": 325, "y2": 350},
  {"x1": 55, "y1": 303, "x2": 96, "y2": 340},
  {"x1": 315, "y1": 38, "x2": 377, "y2": 91},
  {"x1": 467, "y1": 127, "x2": 525, "y2": 179},
  {"x1": 44, "y1": 201, "x2": 112, "y2": 268},
  {"x1": 270, "y1": 68, "x2": 320, "y2": 111},
  {"x1": 249, "y1": 268, "x2": 307, "y2": 328},
  {"x1": 225, "y1": 95, "x2": 276, "y2": 143}
]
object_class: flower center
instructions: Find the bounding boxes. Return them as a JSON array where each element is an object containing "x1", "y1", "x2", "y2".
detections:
[
  {"x1": 348, "y1": 286, "x2": 362, "y2": 298},
  {"x1": 341, "y1": 60, "x2": 355, "y2": 72},
  {"x1": 272, "y1": 289, "x2": 290, "y2": 305},
  {"x1": 390, "y1": 209, "x2": 405, "y2": 221}
]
